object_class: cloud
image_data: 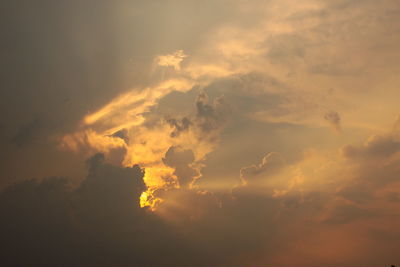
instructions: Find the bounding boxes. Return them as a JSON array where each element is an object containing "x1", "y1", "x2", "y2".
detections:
[
  {"x1": 61, "y1": 87, "x2": 232, "y2": 210},
  {"x1": 322, "y1": 203, "x2": 373, "y2": 225},
  {"x1": 0, "y1": 153, "x2": 303, "y2": 266},
  {"x1": 166, "y1": 117, "x2": 191, "y2": 137},
  {"x1": 3, "y1": 133, "x2": 400, "y2": 267},
  {"x1": 3, "y1": 1, "x2": 400, "y2": 266},
  {"x1": 10, "y1": 119, "x2": 44, "y2": 148},
  {"x1": 338, "y1": 119, "x2": 400, "y2": 205},
  {"x1": 0, "y1": 154, "x2": 177, "y2": 266},
  {"x1": 240, "y1": 152, "x2": 285, "y2": 186},
  {"x1": 195, "y1": 90, "x2": 230, "y2": 137},
  {"x1": 157, "y1": 50, "x2": 187, "y2": 70},
  {"x1": 324, "y1": 111, "x2": 342, "y2": 132},
  {"x1": 108, "y1": 128, "x2": 129, "y2": 143},
  {"x1": 0, "y1": 0, "x2": 250, "y2": 185},
  {"x1": 393, "y1": 115, "x2": 400, "y2": 134},
  {"x1": 162, "y1": 146, "x2": 199, "y2": 188},
  {"x1": 342, "y1": 134, "x2": 400, "y2": 159}
]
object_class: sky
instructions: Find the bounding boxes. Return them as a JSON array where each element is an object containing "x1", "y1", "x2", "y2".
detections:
[{"x1": 1, "y1": 0, "x2": 400, "y2": 266}]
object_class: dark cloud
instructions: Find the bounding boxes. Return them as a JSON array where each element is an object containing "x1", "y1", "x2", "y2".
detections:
[
  {"x1": 310, "y1": 64, "x2": 364, "y2": 76},
  {"x1": 240, "y1": 152, "x2": 285, "y2": 186},
  {"x1": 154, "y1": 188, "x2": 221, "y2": 224},
  {"x1": 385, "y1": 192, "x2": 400, "y2": 203},
  {"x1": 0, "y1": 176, "x2": 74, "y2": 266},
  {"x1": 0, "y1": 154, "x2": 142, "y2": 266},
  {"x1": 0, "y1": 154, "x2": 201, "y2": 266},
  {"x1": 202, "y1": 73, "x2": 290, "y2": 117},
  {"x1": 337, "y1": 119, "x2": 400, "y2": 211},
  {"x1": 163, "y1": 146, "x2": 199, "y2": 188},
  {"x1": 342, "y1": 134, "x2": 400, "y2": 159},
  {"x1": 147, "y1": 89, "x2": 230, "y2": 144},
  {"x1": 109, "y1": 128, "x2": 129, "y2": 143},
  {"x1": 167, "y1": 117, "x2": 192, "y2": 137},
  {"x1": 324, "y1": 111, "x2": 342, "y2": 132},
  {"x1": 337, "y1": 184, "x2": 374, "y2": 204},
  {"x1": 195, "y1": 91, "x2": 230, "y2": 135},
  {"x1": 0, "y1": 153, "x2": 298, "y2": 266},
  {"x1": 266, "y1": 34, "x2": 307, "y2": 64},
  {"x1": 10, "y1": 118, "x2": 46, "y2": 147},
  {"x1": 2, "y1": 150, "x2": 400, "y2": 266},
  {"x1": 393, "y1": 115, "x2": 400, "y2": 133},
  {"x1": 322, "y1": 204, "x2": 373, "y2": 225}
]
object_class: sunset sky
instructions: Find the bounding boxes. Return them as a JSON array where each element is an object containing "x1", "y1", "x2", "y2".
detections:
[{"x1": 1, "y1": 0, "x2": 400, "y2": 266}]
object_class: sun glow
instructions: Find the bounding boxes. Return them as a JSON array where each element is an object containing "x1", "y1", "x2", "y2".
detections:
[
  {"x1": 59, "y1": 49, "x2": 231, "y2": 211},
  {"x1": 140, "y1": 190, "x2": 161, "y2": 210}
]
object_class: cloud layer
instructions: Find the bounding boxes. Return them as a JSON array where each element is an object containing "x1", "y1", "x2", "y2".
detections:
[{"x1": 2, "y1": 0, "x2": 400, "y2": 266}]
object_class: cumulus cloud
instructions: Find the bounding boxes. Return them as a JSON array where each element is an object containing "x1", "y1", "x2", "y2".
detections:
[{"x1": 162, "y1": 146, "x2": 199, "y2": 188}]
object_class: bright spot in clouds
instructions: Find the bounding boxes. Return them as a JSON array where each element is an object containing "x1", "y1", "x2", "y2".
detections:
[
  {"x1": 3, "y1": 0, "x2": 400, "y2": 266},
  {"x1": 157, "y1": 50, "x2": 187, "y2": 70}
]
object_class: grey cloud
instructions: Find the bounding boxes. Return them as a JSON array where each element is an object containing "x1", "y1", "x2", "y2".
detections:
[
  {"x1": 163, "y1": 146, "x2": 199, "y2": 188},
  {"x1": 337, "y1": 184, "x2": 374, "y2": 204},
  {"x1": 343, "y1": 116, "x2": 400, "y2": 162},
  {"x1": 392, "y1": 114, "x2": 400, "y2": 134},
  {"x1": 153, "y1": 72, "x2": 311, "y2": 136},
  {"x1": 266, "y1": 34, "x2": 307, "y2": 64},
  {"x1": 145, "y1": 88, "x2": 230, "y2": 137},
  {"x1": 0, "y1": 153, "x2": 304, "y2": 267},
  {"x1": 326, "y1": 0, "x2": 375, "y2": 9},
  {"x1": 166, "y1": 117, "x2": 192, "y2": 137},
  {"x1": 0, "y1": 154, "x2": 189, "y2": 266},
  {"x1": 0, "y1": 177, "x2": 74, "y2": 266},
  {"x1": 275, "y1": 0, "x2": 400, "y2": 80},
  {"x1": 338, "y1": 119, "x2": 400, "y2": 204},
  {"x1": 240, "y1": 152, "x2": 285, "y2": 185},
  {"x1": 204, "y1": 73, "x2": 289, "y2": 114},
  {"x1": 155, "y1": 188, "x2": 221, "y2": 224},
  {"x1": 322, "y1": 204, "x2": 373, "y2": 225},
  {"x1": 109, "y1": 128, "x2": 129, "y2": 143},
  {"x1": 2, "y1": 151, "x2": 400, "y2": 267},
  {"x1": 10, "y1": 118, "x2": 45, "y2": 147},
  {"x1": 148, "y1": 89, "x2": 230, "y2": 144},
  {"x1": 310, "y1": 64, "x2": 364, "y2": 76},
  {"x1": 342, "y1": 134, "x2": 400, "y2": 159},
  {"x1": 385, "y1": 192, "x2": 400, "y2": 203},
  {"x1": 195, "y1": 91, "x2": 230, "y2": 135},
  {"x1": 324, "y1": 111, "x2": 341, "y2": 132}
]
